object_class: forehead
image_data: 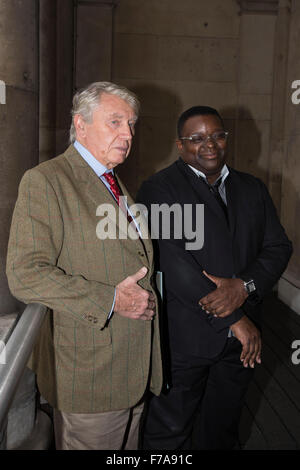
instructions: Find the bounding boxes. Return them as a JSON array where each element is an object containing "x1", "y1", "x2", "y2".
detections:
[
  {"x1": 182, "y1": 114, "x2": 223, "y2": 134},
  {"x1": 95, "y1": 93, "x2": 137, "y2": 119}
]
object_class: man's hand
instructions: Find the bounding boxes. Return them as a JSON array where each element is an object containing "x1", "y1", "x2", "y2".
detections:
[
  {"x1": 199, "y1": 271, "x2": 248, "y2": 318},
  {"x1": 231, "y1": 316, "x2": 262, "y2": 368},
  {"x1": 114, "y1": 267, "x2": 156, "y2": 321}
]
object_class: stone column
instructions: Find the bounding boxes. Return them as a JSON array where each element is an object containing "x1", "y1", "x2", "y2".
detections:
[
  {"x1": 55, "y1": 0, "x2": 74, "y2": 155},
  {"x1": 0, "y1": 0, "x2": 39, "y2": 313},
  {"x1": 234, "y1": 0, "x2": 278, "y2": 184},
  {"x1": 268, "y1": 0, "x2": 291, "y2": 212},
  {"x1": 39, "y1": 0, "x2": 75, "y2": 159},
  {"x1": 75, "y1": 0, "x2": 119, "y2": 90},
  {"x1": 39, "y1": 0, "x2": 57, "y2": 163},
  {"x1": 0, "y1": 0, "x2": 39, "y2": 450}
]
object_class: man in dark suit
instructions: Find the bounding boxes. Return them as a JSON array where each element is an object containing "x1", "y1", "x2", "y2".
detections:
[{"x1": 137, "y1": 106, "x2": 292, "y2": 450}]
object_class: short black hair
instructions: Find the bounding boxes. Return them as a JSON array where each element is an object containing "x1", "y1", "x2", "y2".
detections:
[{"x1": 177, "y1": 106, "x2": 224, "y2": 138}]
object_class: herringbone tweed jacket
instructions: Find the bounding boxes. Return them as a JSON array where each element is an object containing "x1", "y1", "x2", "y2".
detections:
[{"x1": 6, "y1": 145, "x2": 162, "y2": 413}]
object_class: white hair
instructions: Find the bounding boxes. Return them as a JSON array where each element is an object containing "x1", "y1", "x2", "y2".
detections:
[{"x1": 69, "y1": 81, "x2": 140, "y2": 144}]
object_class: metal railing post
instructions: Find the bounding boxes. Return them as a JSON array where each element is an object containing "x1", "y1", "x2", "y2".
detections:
[{"x1": 0, "y1": 304, "x2": 47, "y2": 434}]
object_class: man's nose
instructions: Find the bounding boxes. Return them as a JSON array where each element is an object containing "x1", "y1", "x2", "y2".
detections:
[
  {"x1": 205, "y1": 136, "x2": 217, "y2": 149},
  {"x1": 120, "y1": 123, "x2": 134, "y2": 139}
]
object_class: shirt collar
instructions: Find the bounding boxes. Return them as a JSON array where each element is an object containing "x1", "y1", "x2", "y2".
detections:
[
  {"x1": 188, "y1": 163, "x2": 229, "y2": 185},
  {"x1": 74, "y1": 140, "x2": 113, "y2": 177}
]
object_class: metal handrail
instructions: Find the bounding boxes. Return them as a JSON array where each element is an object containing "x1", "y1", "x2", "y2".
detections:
[{"x1": 0, "y1": 303, "x2": 47, "y2": 433}]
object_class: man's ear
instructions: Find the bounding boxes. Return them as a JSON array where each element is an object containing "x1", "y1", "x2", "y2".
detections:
[
  {"x1": 176, "y1": 139, "x2": 183, "y2": 154},
  {"x1": 74, "y1": 114, "x2": 86, "y2": 139}
]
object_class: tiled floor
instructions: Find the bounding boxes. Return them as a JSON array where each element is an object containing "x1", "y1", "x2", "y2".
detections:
[{"x1": 239, "y1": 293, "x2": 300, "y2": 450}]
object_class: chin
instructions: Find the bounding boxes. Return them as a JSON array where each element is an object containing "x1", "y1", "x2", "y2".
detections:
[{"x1": 111, "y1": 155, "x2": 127, "y2": 168}]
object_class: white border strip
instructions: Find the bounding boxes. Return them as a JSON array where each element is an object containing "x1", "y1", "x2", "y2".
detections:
[{"x1": 278, "y1": 277, "x2": 300, "y2": 316}]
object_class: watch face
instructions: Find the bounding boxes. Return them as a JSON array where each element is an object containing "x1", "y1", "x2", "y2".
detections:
[{"x1": 246, "y1": 281, "x2": 256, "y2": 293}]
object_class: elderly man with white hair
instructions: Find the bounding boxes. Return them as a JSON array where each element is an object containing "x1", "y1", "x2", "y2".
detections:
[{"x1": 7, "y1": 82, "x2": 162, "y2": 450}]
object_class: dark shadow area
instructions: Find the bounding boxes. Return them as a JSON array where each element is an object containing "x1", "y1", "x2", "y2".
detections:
[
  {"x1": 218, "y1": 106, "x2": 280, "y2": 448},
  {"x1": 239, "y1": 292, "x2": 300, "y2": 450},
  {"x1": 117, "y1": 82, "x2": 182, "y2": 197},
  {"x1": 220, "y1": 105, "x2": 267, "y2": 184}
]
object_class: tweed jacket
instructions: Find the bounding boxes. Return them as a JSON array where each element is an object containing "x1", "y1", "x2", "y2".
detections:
[{"x1": 6, "y1": 145, "x2": 162, "y2": 413}]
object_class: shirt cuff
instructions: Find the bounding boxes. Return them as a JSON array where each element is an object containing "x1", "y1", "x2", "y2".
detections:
[{"x1": 107, "y1": 288, "x2": 116, "y2": 320}]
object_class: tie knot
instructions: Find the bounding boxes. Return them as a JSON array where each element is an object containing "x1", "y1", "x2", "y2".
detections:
[
  {"x1": 103, "y1": 171, "x2": 116, "y2": 185},
  {"x1": 103, "y1": 172, "x2": 121, "y2": 203},
  {"x1": 208, "y1": 178, "x2": 222, "y2": 194}
]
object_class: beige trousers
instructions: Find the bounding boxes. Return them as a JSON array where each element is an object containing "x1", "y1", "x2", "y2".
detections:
[{"x1": 53, "y1": 402, "x2": 144, "y2": 450}]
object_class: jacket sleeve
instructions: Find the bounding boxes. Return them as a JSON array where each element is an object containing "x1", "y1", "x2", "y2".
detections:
[
  {"x1": 6, "y1": 168, "x2": 115, "y2": 329},
  {"x1": 157, "y1": 237, "x2": 245, "y2": 331},
  {"x1": 239, "y1": 179, "x2": 293, "y2": 305}
]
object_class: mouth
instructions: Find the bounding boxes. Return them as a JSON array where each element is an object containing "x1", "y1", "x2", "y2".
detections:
[
  {"x1": 199, "y1": 153, "x2": 218, "y2": 159},
  {"x1": 115, "y1": 147, "x2": 129, "y2": 154}
]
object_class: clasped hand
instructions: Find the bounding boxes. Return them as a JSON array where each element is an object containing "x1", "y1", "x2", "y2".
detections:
[
  {"x1": 199, "y1": 271, "x2": 261, "y2": 368},
  {"x1": 114, "y1": 267, "x2": 156, "y2": 321},
  {"x1": 199, "y1": 271, "x2": 248, "y2": 318}
]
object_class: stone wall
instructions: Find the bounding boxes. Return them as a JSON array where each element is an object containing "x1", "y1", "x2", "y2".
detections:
[
  {"x1": 2, "y1": 1, "x2": 299, "y2": 316},
  {"x1": 0, "y1": 0, "x2": 39, "y2": 315},
  {"x1": 277, "y1": 0, "x2": 300, "y2": 313},
  {"x1": 0, "y1": 0, "x2": 39, "y2": 449},
  {"x1": 1, "y1": 1, "x2": 299, "y2": 322},
  {"x1": 111, "y1": 0, "x2": 300, "y2": 313},
  {"x1": 112, "y1": 0, "x2": 276, "y2": 195}
]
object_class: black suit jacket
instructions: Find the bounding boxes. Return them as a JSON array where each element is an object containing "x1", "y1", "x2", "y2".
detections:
[{"x1": 137, "y1": 158, "x2": 292, "y2": 358}]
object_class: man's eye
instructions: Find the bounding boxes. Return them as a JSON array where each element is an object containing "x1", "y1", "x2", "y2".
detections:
[
  {"x1": 192, "y1": 136, "x2": 204, "y2": 143},
  {"x1": 111, "y1": 120, "x2": 120, "y2": 126},
  {"x1": 213, "y1": 132, "x2": 227, "y2": 141}
]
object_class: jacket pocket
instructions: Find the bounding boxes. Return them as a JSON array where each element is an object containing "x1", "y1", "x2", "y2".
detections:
[{"x1": 56, "y1": 322, "x2": 111, "y2": 348}]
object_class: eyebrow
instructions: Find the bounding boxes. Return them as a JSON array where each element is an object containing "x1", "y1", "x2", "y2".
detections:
[
  {"x1": 108, "y1": 112, "x2": 137, "y2": 121},
  {"x1": 190, "y1": 129, "x2": 224, "y2": 134}
]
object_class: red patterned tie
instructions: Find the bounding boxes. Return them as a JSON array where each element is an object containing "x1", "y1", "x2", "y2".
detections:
[
  {"x1": 103, "y1": 172, "x2": 121, "y2": 204},
  {"x1": 103, "y1": 172, "x2": 134, "y2": 225}
]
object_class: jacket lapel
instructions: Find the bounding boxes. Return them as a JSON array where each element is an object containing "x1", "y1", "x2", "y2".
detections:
[
  {"x1": 224, "y1": 169, "x2": 237, "y2": 237},
  {"x1": 116, "y1": 175, "x2": 153, "y2": 256},
  {"x1": 64, "y1": 145, "x2": 151, "y2": 263}
]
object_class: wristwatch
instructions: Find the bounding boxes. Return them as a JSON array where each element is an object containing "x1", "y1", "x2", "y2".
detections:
[{"x1": 243, "y1": 279, "x2": 256, "y2": 295}]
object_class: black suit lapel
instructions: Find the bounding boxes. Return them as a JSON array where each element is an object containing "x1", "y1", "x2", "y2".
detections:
[{"x1": 224, "y1": 169, "x2": 238, "y2": 237}]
